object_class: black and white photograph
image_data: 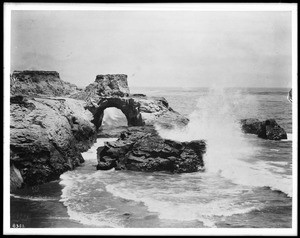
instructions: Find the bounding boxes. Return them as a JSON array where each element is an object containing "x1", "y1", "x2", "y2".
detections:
[{"x1": 3, "y1": 3, "x2": 298, "y2": 236}]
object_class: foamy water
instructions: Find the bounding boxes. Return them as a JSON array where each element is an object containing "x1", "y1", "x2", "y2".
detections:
[
  {"x1": 56, "y1": 87, "x2": 293, "y2": 228},
  {"x1": 156, "y1": 88, "x2": 292, "y2": 197},
  {"x1": 59, "y1": 138, "x2": 120, "y2": 227},
  {"x1": 10, "y1": 194, "x2": 58, "y2": 201}
]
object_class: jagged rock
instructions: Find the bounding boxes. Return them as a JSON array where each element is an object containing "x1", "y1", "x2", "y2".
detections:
[
  {"x1": 9, "y1": 71, "x2": 190, "y2": 190},
  {"x1": 10, "y1": 95, "x2": 97, "y2": 191},
  {"x1": 71, "y1": 74, "x2": 189, "y2": 130},
  {"x1": 95, "y1": 74, "x2": 130, "y2": 97},
  {"x1": 10, "y1": 70, "x2": 80, "y2": 97},
  {"x1": 71, "y1": 74, "x2": 130, "y2": 101},
  {"x1": 88, "y1": 95, "x2": 189, "y2": 130},
  {"x1": 133, "y1": 96, "x2": 189, "y2": 128},
  {"x1": 97, "y1": 126, "x2": 206, "y2": 173},
  {"x1": 240, "y1": 118, "x2": 287, "y2": 140},
  {"x1": 91, "y1": 97, "x2": 144, "y2": 130}
]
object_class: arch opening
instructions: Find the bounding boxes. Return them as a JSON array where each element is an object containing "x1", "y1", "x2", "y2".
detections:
[
  {"x1": 92, "y1": 97, "x2": 144, "y2": 131},
  {"x1": 102, "y1": 107, "x2": 128, "y2": 128}
]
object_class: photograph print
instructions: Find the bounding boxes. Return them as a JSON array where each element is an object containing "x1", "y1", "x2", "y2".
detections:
[{"x1": 4, "y1": 3, "x2": 297, "y2": 236}]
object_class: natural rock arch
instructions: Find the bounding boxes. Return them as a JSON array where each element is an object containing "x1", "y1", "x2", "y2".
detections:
[{"x1": 92, "y1": 97, "x2": 144, "y2": 130}]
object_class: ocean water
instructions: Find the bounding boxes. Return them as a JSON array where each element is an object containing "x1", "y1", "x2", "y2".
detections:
[{"x1": 10, "y1": 87, "x2": 293, "y2": 229}]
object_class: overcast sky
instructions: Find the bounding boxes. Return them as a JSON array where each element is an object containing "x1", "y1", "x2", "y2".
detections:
[{"x1": 11, "y1": 10, "x2": 292, "y2": 88}]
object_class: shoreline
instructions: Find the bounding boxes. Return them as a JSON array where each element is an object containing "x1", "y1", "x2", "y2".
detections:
[
  {"x1": 10, "y1": 180, "x2": 91, "y2": 228},
  {"x1": 10, "y1": 134, "x2": 119, "y2": 228},
  {"x1": 10, "y1": 130, "x2": 293, "y2": 228}
]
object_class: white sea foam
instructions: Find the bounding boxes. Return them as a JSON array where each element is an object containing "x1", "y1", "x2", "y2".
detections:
[
  {"x1": 59, "y1": 171, "x2": 122, "y2": 227},
  {"x1": 156, "y1": 88, "x2": 292, "y2": 197},
  {"x1": 58, "y1": 88, "x2": 292, "y2": 227},
  {"x1": 105, "y1": 182, "x2": 259, "y2": 227},
  {"x1": 81, "y1": 137, "x2": 118, "y2": 162},
  {"x1": 10, "y1": 194, "x2": 58, "y2": 201},
  {"x1": 268, "y1": 161, "x2": 289, "y2": 166},
  {"x1": 65, "y1": 207, "x2": 122, "y2": 228},
  {"x1": 59, "y1": 138, "x2": 120, "y2": 227}
]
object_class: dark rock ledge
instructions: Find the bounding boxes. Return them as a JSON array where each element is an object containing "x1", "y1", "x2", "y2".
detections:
[
  {"x1": 97, "y1": 126, "x2": 206, "y2": 173},
  {"x1": 240, "y1": 118, "x2": 287, "y2": 140},
  {"x1": 10, "y1": 95, "x2": 97, "y2": 192}
]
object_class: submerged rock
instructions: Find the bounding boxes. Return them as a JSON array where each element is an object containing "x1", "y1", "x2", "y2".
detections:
[
  {"x1": 240, "y1": 118, "x2": 287, "y2": 140},
  {"x1": 10, "y1": 95, "x2": 97, "y2": 191},
  {"x1": 97, "y1": 126, "x2": 206, "y2": 173}
]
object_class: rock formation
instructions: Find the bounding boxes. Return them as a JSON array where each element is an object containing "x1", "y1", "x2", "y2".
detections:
[
  {"x1": 91, "y1": 97, "x2": 144, "y2": 129},
  {"x1": 10, "y1": 95, "x2": 97, "y2": 191},
  {"x1": 134, "y1": 95, "x2": 189, "y2": 128},
  {"x1": 10, "y1": 70, "x2": 80, "y2": 97},
  {"x1": 240, "y1": 118, "x2": 287, "y2": 140},
  {"x1": 72, "y1": 74, "x2": 189, "y2": 131},
  {"x1": 9, "y1": 71, "x2": 190, "y2": 191},
  {"x1": 72, "y1": 74, "x2": 130, "y2": 101},
  {"x1": 97, "y1": 126, "x2": 206, "y2": 173}
]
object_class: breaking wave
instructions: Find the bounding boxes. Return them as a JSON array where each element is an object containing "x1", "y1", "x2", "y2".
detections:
[{"x1": 156, "y1": 88, "x2": 292, "y2": 197}]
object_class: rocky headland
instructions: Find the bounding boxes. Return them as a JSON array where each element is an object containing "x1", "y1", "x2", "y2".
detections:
[
  {"x1": 10, "y1": 70, "x2": 288, "y2": 192},
  {"x1": 10, "y1": 71, "x2": 97, "y2": 191},
  {"x1": 11, "y1": 70, "x2": 80, "y2": 97},
  {"x1": 71, "y1": 74, "x2": 189, "y2": 131},
  {"x1": 9, "y1": 71, "x2": 192, "y2": 191}
]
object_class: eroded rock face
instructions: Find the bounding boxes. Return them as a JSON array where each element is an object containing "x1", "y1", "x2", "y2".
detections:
[
  {"x1": 71, "y1": 74, "x2": 189, "y2": 130},
  {"x1": 92, "y1": 97, "x2": 144, "y2": 130},
  {"x1": 72, "y1": 74, "x2": 130, "y2": 101},
  {"x1": 9, "y1": 71, "x2": 190, "y2": 191},
  {"x1": 97, "y1": 126, "x2": 206, "y2": 173},
  {"x1": 136, "y1": 95, "x2": 189, "y2": 128},
  {"x1": 240, "y1": 118, "x2": 287, "y2": 140},
  {"x1": 10, "y1": 95, "x2": 97, "y2": 191},
  {"x1": 10, "y1": 70, "x2": 80, "y2": 97},
  {"x1": 95, "y1": 74, "x2": 130, "y2": 97}
]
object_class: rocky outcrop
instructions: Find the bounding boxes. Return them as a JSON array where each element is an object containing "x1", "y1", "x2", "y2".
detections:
[
  {"x1": 9, "y1": 71, "x2": 190, "y2": 190},
  {"x1": 288, "y1": 89, "x2": 292, "y2": 103},
  {"x1": 72, "y1": 74, "x2": 130, "y2": 101},
  {"x1": 10, "y1": 95, "x2": 97, "y2": 191},
  {"x1": 89, "y1": 95, "x2": 189, "y2": 130},
  {"x1": 91, "y1": 97, "x2": 144, "y2": 130},
  {"x1": 10, "y1": 70, "x2": 80, "y2": 97},
  {"x1": 240, "y1": 118, "x2": 287, "y2": 140},
  {"x1": 72, "y1": 74, "x2": 189, "y2": 130},
  {"x1": 97, "y1": 126, "x2": 206, "y2": 173},
  {"x1": 134, "y1": 96, "x2": 189, "y2": 128}
]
